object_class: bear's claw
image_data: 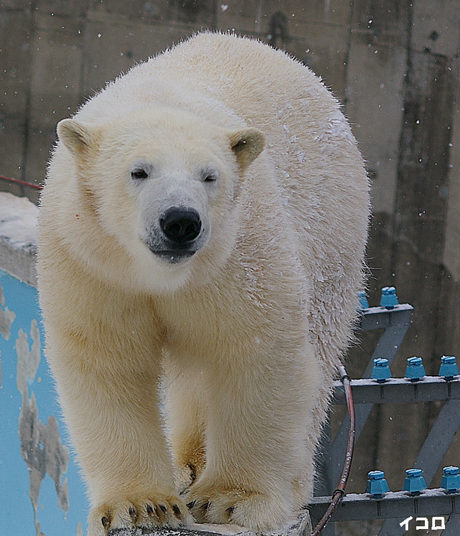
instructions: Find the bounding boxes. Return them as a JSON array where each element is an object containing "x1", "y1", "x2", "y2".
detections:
[
  {"x1": 184, "y1": 485, "x2": 291, "y2": 532},
  {"x1": 89, "y1": 495, "x2": 192, "y2": 536}
]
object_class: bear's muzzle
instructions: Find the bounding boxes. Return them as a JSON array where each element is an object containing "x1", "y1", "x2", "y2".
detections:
[{"x1": 144, "y1": 206, "x2": 204, "y2": 264}]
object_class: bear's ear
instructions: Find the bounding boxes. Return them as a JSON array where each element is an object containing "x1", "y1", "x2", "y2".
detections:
[
  {"x1": 229, "y1": 128, "x2": 265, "y2": 171},
  {"x1": 57, "y1": 119, "x2": 99, "y2": 159}
]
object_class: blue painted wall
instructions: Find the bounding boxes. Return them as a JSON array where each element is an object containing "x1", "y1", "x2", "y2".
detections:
[{"x1": 0, "y1": 269, "x2": 88, "y2": 536}]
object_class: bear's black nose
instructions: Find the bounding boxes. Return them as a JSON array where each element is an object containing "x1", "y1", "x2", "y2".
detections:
[{"x1": 160, "y1": 207, "x2": 202, "y2": 244}]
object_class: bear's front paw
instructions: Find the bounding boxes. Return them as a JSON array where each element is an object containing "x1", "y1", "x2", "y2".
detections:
[
  {"x1": 185, "y1": 484, "x2": 290, "y2": 533},
  {"x1": 88, "y1": 494, "x2": 193, "y2": 536}
]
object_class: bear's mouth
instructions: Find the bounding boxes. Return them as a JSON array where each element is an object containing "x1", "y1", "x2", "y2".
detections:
[
  {"x1": 142, "y1": 236, "x2": 198, "y2": 264},
  {"x1": 151, "y1": 248, "x2": 197, "y2": 264}
]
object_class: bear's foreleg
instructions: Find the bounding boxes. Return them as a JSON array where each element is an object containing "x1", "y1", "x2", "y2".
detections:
[
  {"x1": 185, "y1": 338, "x2": 320, "y2": 532},
  {"x1": 48, "y1": 335, "x2": 193, "y2": 536}
]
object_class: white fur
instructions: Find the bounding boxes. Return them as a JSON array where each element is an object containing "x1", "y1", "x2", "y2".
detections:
[{"x1": 38, "y1": 33, "x2": 369, "y2": 535}]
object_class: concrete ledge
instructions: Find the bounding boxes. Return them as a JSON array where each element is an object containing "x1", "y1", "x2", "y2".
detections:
[
  {"x1": 0, "y1": 192, "x2": 39, "y2": 287},
  {"x1": 107, "y1": 514, "x2": 312, "y2": 536},
  {"x1": 109, "y1": 525, "x2": 252, "y2": 536}
]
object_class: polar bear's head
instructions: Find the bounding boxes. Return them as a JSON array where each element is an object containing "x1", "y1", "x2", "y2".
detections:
[{"x1": 55, "y1": 106, "x2": 265, "y2": 292}]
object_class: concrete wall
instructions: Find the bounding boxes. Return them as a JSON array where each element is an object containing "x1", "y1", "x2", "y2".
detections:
[{"x1": 1, "y1": 0, "x2": 459, "y2": 523}]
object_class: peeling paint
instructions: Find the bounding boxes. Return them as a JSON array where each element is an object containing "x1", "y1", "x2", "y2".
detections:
[
  {"x1": 16, "y1": 321, "x2": 40, "y2": 393},
  {"x1": 0, "y1": 280, "x2": 17, "y2": 387},
  {"x1": 1, "y1": 279, "x2": 17, "y2": 340},
  {"x1": 16, "y1": 320, "x2": 71, "y2": 536}
]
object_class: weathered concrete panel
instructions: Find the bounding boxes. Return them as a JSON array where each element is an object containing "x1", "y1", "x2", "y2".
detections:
[
  {"x1": 438, "y1": 56, "x2": 460, "y2": 366},
  {"x1": 396, "y1": 52, "x2": 453, "y2": 249},
  {"x1": 344, "y1": 1, "x2": 459, "y2": 501},
  {"x1": 82, "y1": 16, "x2": 199, "y2": 96},
  {"x1": 0, "y1": 10, "x2": 31, "y2": 116},
  {"x1": 0, "y1": 117, "x2": 27, "y2": 190},
  {"x1": 443, "y1": 58, "x2": 460, "y2": 281},
  {"x1": 21, "y1": 14, "x2": 85, "y2": 185},
  {"x1": 351, "y1": 0, "x2": 411, "y2": 49},
  {"x1": 438, "y1": 271, "x2": 460, "y2": 362},
  {"x1": 23, "y1": 126, "x2": 55, "y2": 191},
  {"x1": 0, "y1": 10, "x2": 31, "y2": 184},
  {"x1": 342, "y1": 0, "x2": 411, "y2": 216},
  {"x1": 393, "y1": 50, "x2": 455, "y2": 362},
  {"x1": 275, "y1": 24, "x2": 350, "y2": 100},
  {"x1": 35, "y1": 0, "x2": 89, "y2": 18},
  {"x1": 412, "y1": 0, "x2": 460, "y2": 57},
  {"x1": 345, "y1": 40, "x2": 407, "y2": 215},
  {"x1": 261, "y1": 0, "x2": 352, "y2": 29},
  {"x1": 88, "y1": 0, "x2": 216, "y2": 25},
  {"x1": 0, "y1": 0, "x2": 31, "y2": 10},
  {"x1": 215, "y1": 1, "x2": 261, "y2": 34},
  {"x1": 30, "y1": 15, "x2": 84, "y2": 126},
  {"x1": 216, "y1": 0, "x2": 353, "y2": 97}
]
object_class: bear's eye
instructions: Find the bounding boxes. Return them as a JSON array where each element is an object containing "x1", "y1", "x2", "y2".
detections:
[
  {"x1": 131, "y1": 168, "x2": 149, "y2": 180},
  {"x1": 202, "y1": 171, "x2": 218, "y2": 183}
]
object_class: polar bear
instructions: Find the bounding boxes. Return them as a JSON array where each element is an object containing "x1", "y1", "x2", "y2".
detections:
[{"x1": 38, "y1": 33, "x2": 369, "y2": 535}]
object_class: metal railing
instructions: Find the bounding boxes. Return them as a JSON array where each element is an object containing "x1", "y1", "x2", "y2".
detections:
[{"x1": 311, "y1": 290, "x2": 460, "y2": 535}]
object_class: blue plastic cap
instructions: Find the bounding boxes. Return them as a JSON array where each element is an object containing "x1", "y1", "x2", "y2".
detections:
[
  {"x1": 443, "y1": 466, "x2": 459, "y2": 475},
  {"x1": 406, "y1": 468, "x2": 422, "y2": 477},
  {"x1": 441, "y1": 466, "x2": 460, "y2": 493},
  {"x1": 403, "y1": 468, "x2": 427, "y2": 495},
  {"x1": 366, "y1": 470, "x2": 390, "y2": 497},
  {"x1": 358, "y1": 290, "x2": 369, "y2": 310},
  {"x1": 371, "y1": 358, "x2": 391, "y2": 383},
  {"x1": 380, "y1": 286, "x2": 399, "y2": 309},
  {"x1": 368, "y1": 470, "x2": 385, "y2": 480},
  {"x1": 439, "y1": 356, "x2": 459, "y2": 380},
  {"x1": 405, "y1": 357, "x2": 426, "y2": 381}
]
